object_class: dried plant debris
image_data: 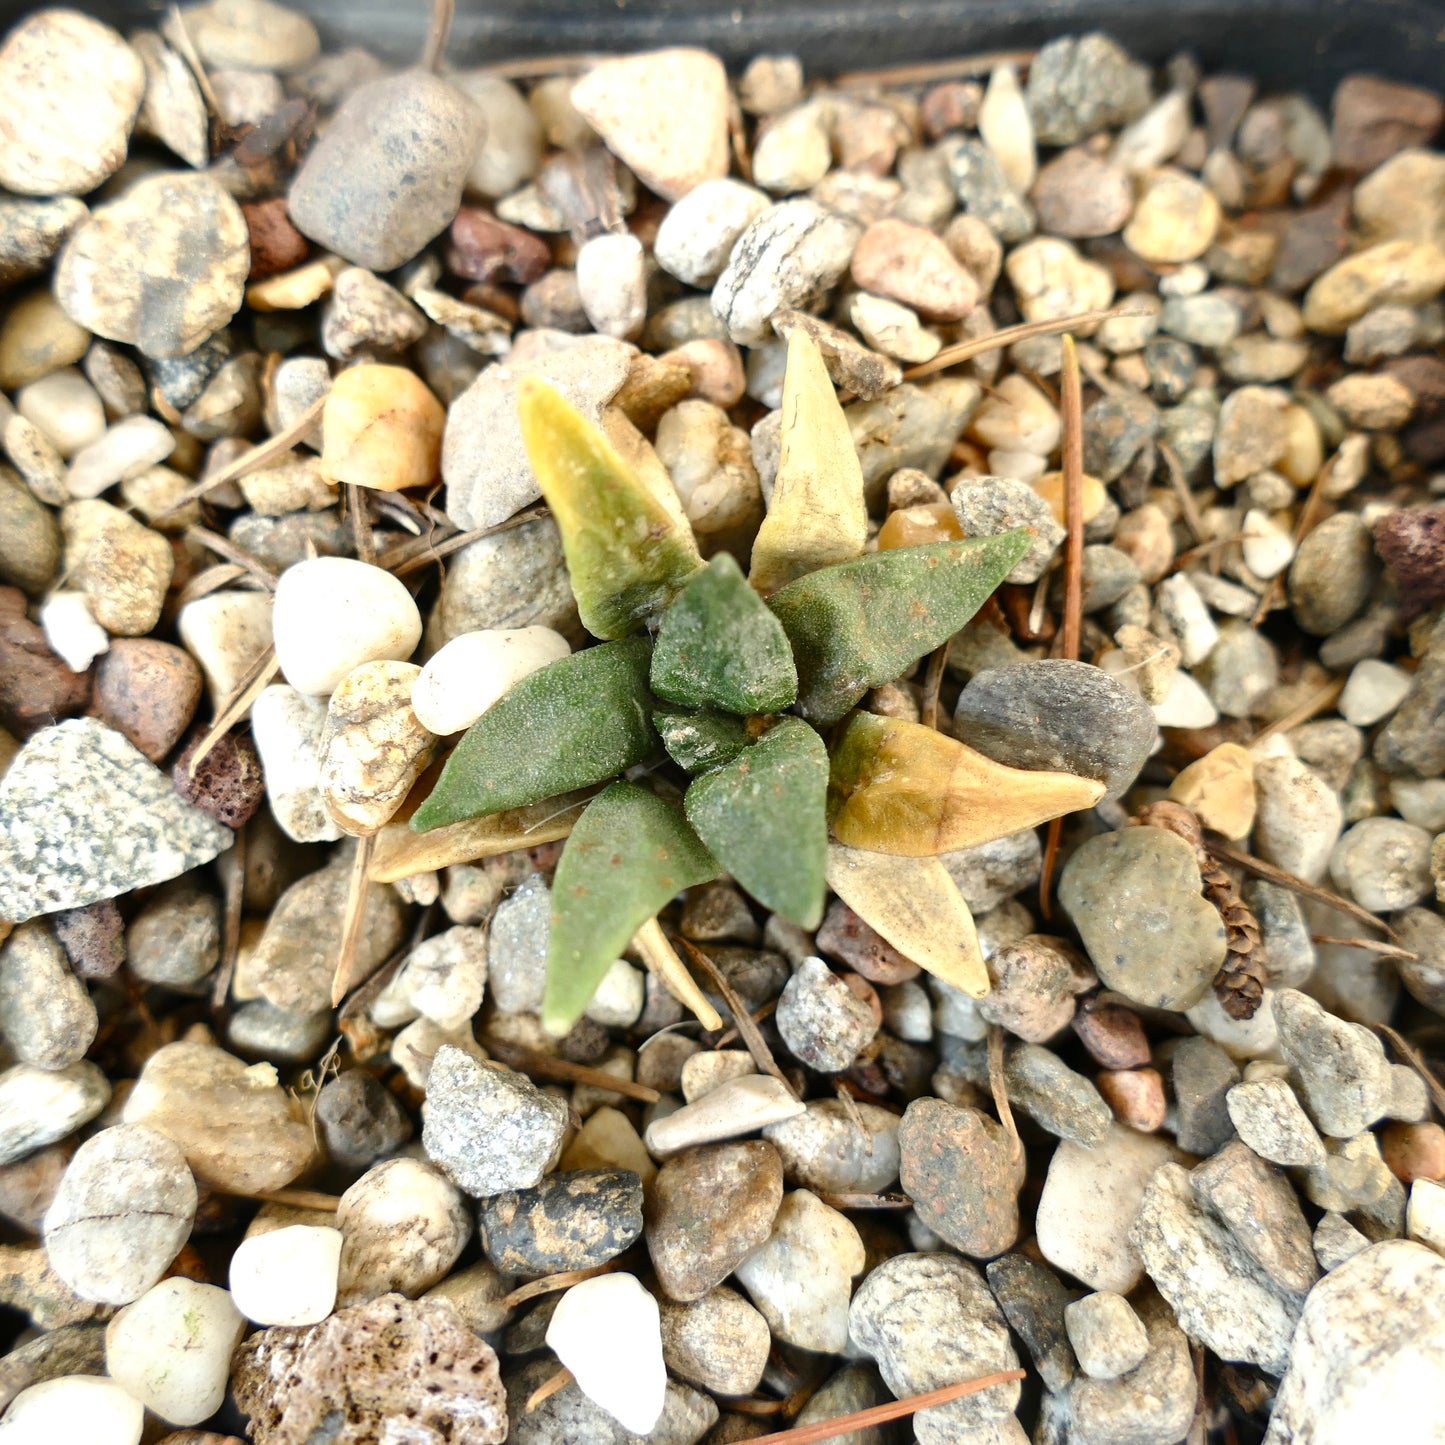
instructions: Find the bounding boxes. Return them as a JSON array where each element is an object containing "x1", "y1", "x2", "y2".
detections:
[{"x1": 2, "y1": 5, "x2": 1445, "y2": 1441}]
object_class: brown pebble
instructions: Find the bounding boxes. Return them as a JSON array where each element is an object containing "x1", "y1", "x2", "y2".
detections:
[
  {"x1": 1382, "y1": 1121, "x2": 1445, "y2": 1184},
  {"x1": 850, "y1": 218, "x2": 978, "y2": 321},
  {"x1": 1331, "y1": 74, "x2": 1445, "y2": 173},
  {"x1": 51, "y1": 900, "x2": 126, "y2": 980},
  {"x1": 1096, "y1": 1067, "x2": 1168, "y2": 1132},
  {"x1": 920, "y1": 80, "x2": 981, "y2": 138},
  {"x1": 1030, "y1": 148, "x2": 1134, "y2": 238},
  {"x1": 0, "y1": 586, "x2": 91, "y2": 738},
  {"x1": 1270, "y1": 188, "x2": 1351, "y2": 295},
  {"x1": 1071, "y1": 997, "x2": 1152, "y2": 1069},
  {"x1": 171, "y1": 728, "x2": 265, "y2": 829},
  {"x1": 1373, "y1": 502, "x2": 1445, "y2": 617},
  {"x1": 93, "y1": 638, "x2": 203, "y2": 763},
  {"x1": 816, "y1": 899, "x2": 920, "y2": 985},
  {"x1": 243, "y1": 198, "x2": 309, "y2": 281},
  {"x1": 447, "y1": 207, "x2": 551, "y2": 286}
]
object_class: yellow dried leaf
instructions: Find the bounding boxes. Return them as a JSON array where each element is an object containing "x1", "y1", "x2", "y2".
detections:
[
  {"x1": 826, "y1": 844, "x2": 989, "y2": 996},
  {"x1": 829, "y1": 712, "x2": 1105, "y2": 856},
  {"x1": 748, "y1": 329, "x2": 867, "y2": 595},
  {"x1": 1168, "y1": 741, "x2": 1256, "y2": 840}
]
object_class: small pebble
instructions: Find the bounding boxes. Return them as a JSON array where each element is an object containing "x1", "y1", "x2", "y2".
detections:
[
  {"x1": 0, "y1": 1376, "x2": 142, "y2": 1445},
  {"x1": 659, "y1": 1286, "x2": 769, "y2": 1397},
  {"x1": 412, "y1": 627, "x2": 571, "y2": 736},
  {"x1": 644, "y1": 1074, "x2": 805, "y2": 1155},
  {"x1": 1274, "y1": 988, "x2": 1392, "y2": 1137},
  {"x1": 1227, "y1": 1077, "x2": 1327, "y2": 1167},
  {"x1": 479, "y1": 1169, "x2": 643, "y2": 1276},
  {"x1": 1329, "y1": 816, "x2": 1434, "y2": 911},
  {"x1": 775, "y1": 956, "x2": 879, "y2": 1073},
  {"x1": 1065, "y1": 1291, "x2": 1150, "y2": 1380},
  {"x1": 229, "y1": 1224, "x2": 342, "y2": 1327}
]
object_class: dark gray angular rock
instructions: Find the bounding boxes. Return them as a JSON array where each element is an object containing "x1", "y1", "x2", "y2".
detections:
[
  {"x1": 985, "y1": 1252, "x2": 1079, "y2": 1393},
  {"x1": 1027, "y1": 33, "x2": 1154, "y2": 144},
  {"x1": 1172, "y1": 1035, "x2": 1241, "y2": 1155},
  {"x1": 316, "y1": 1069, "x2": 414, "y2": 1170},
  {"x1": 478, "y1": 1170, "x2": 643, "y2": 1277}
]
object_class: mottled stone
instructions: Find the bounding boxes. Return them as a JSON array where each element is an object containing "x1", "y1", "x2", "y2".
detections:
[{"x1": 478, "y1": 1170, "x2": 642, "y2": 1276}]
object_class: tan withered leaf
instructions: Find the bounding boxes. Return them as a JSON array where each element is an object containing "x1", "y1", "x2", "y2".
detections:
[
  {"x1": 748, "y1": 329, "x2": 867, "y2": 596},
  {"x1": 826, "y1": 843, "x2": 989, "y2": 997},
  {"x1": 829, "y1": 712, "x2": 1105, "y2": 856}
]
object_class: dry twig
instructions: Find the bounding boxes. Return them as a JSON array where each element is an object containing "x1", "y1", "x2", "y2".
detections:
[
  {"x1": 330, "y1": 836, "x2": 377, "y2": 1007},
  {"x1": 904, "y1": 307, "x2": 1141, "y2": 381},
  {"x1": 525, "y1": 1367, "x2": 575, "y2": 1412},
  {"x1": 502, "y1": 1262, "x2": 622, "y2": 1311},
  {"x1": 185, "y1": 644, "x2": 279, "y2": 778},
  {"x1": 1210, "y1": 842, "x2": 1400, "y2": 942},
  {"x1": 482, "y1": 1037, "x2": 662, "y2": 1104}
]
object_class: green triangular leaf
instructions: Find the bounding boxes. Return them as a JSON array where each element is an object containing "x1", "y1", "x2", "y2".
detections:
[
  {"x1": 684, "y1": 717, "x2": 829, "y2": 929},
  {"x1": 651, "y1": 552, "x2": 798, "y2": 714},
  {"x1": 544, "y1": 781, "x2": 720, "y2": 1034},
  {"x1": 518, "y1": 376, "x2": 702, "y2": 640},
  {"x1": 767, "y1": 531, "x2": 1032, "y2": 726},
  {"x1": 654, "y1": 708, "x2": 754, "y2": 774},
  {"x1": 411, "y1": 638, "x2": 658, "y2": 831}
]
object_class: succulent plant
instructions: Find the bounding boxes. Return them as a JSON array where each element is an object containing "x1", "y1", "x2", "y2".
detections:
[{"x1": 411, "y1": 331, "x2": 1101, "y2": 1035}]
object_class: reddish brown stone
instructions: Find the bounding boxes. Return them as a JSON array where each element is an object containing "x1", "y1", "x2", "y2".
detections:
[
  {"x1": 244, "y1": 198, "x2": 309, "y2": 281},
  {"x1": 920, "y1": 79, "x2": 981, "y2": 138},
  {"x1": 1374, "y1": 503, "x2": 1445, "y2": 617},
  {"x1": 1382, "y1": 1120, "x2": 1445, "y2": 1184},
  {"x1": 171, "y1": 729, "x2": 265, "y2": 829},
  {"x1": 1331, "y1": 74, "x2": 1445, "y2": 173},
  {"x1": 1096, "y1": 1067, "x2": 1167, "y2": 1133},
  {"x1": 1200, "y1": 74, "x2": 1256, "y2": 151},
  {"x1": 93, "y1": 638, "x2": 203, "y2": 763},
  {"x1": 816, "y1": 899, "x2": 920, "y2": 985},
  {"x1": 447, "y1": 208, "x2": 551, "y2": 285},
  {"x1": 1071, "y1": 996, "x2": 1152, "y2": 1070},
  {"x1": 51, "y1": 900, "x2": 125, "y2": 980},
  {"x1": 0, "y1": 587, "x2": 90, "y2": 738},
  {"x1": 1270, "y1": 186, "x2": 1352, "y2": 295}
]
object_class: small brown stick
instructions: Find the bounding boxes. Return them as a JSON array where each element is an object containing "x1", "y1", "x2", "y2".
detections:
[
  {"x1": 1374, "y1": 1022, "x2": 1445, "y2": 1115},
  {"x1": 1253, "y1": 676, "x2": 1347, "y2": 744},
  {"x1": 1311, "y1": 935, "x2": 1419, "y2": 961},
  {"x1": 1039, "y1": 332, "x2": 1086, "y2": 918},
  {"x1": 712, "y1": 997, "x2": 779, "y2": 1049},
  {"x1": 185, "y1": 526, "x2": 279, "y2": 589},
  {"x1": 740, "y1": 1371, "x2": 1027, "y2": 1445},
  {"x1": 679, "y1": 939, "x2": 799, "y2": 1099},
  {"x1": 420, "y1": 0, "x2": 455, "y2": 72},
  {"x1": 211, "y1": 822, "x2": 246, "y2": 1016},
  {"x1": 921, "y1": 643, "x2": 949, "y2": 730},
  {"x1": 834, "y1": 49, "x2": 1036, "y2": 87},
  {"x1": 156, "y1": 395, "x2": 327, "y2": 519},
  {"x1": 330, "y1": 836, "x2": 377, "y2": 1007},
  {"x1": 817, "y1": 1191, "x2": 914, "y2": 1210},
  {"x1": 245, "y1": 1187, "x2": 343, "y2": 1211},
  {"x1": 987, "y1": 1026, "x2": 1023, "y2": 1164},
  {"x1": 382, "y1": 505, "x2": 552, "y2": 578},
  {"x1": 482, "y1": 1038, "x2": 662, "y2": 1104},
  {"x1": 503, "y1": 1262, "x2": 621, "y2": 1311},
  {"x1": 186, "y1": 644, "x2": 280, "y2": 778},
  {"x1": 1158, "y1": 442, "x2": 1207, "y2": 545},
  {"x1": 346, "y1": 484, "x2": 376, "y2": 566},
  {"x1": 904, "y1": 308, "x2": 1141, "y2": 381},
  {"x1": 525, "y1": 1366, "x2": 575, "y2": 1413},
  {"x1": 1211, "y1": 842, "x2": 1400, "y2": 943}
]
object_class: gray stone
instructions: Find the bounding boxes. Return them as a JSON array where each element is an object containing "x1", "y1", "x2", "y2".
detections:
[
  {"x1": 288, "y1": 70, "x2": 482, "y2": 272},
  {"x1": 1026, "y1": 33, "x2": 1153, "y2": 144},
  {"x1": 1313, "y1": 1211, "x2": 1371, "y2": 1272},
  {"x1": 1274, "y1": 987, "x2": 1392, "y2": 1138},
  {"x1": 1065, "y1": 1291, "x2": 1149, "y2": 1380},
  {"x1": 659, "y1": 1287, "x2": 771, "y2": 1398},
  {"x1": 1329, "y1": 816, "x2": 1434, "y2": 911},
  {"x1": 0, "y1": 467, "x2": 60, "y2": 595},
  {"x1": 1172, "y1": 1035, "x2": 1242, "y2": 1155},
  {"x1": 848, "y1": 1253, "x2": 1022, "y2": 1443},
  {"x1": 0, "y1": 1062, "x2": 109, "y2": 1167},
  {"x1": 710, "y1": 199, "x2": 862, "y2": 346},
  {"x1": 441, "y1": 335, "x2": 632, "y2": 531},
  {"x1": 0, "y1": 719, "x2": 231, "y2": 925},
  {"x1": 951, "y1": 478, "x2": 1064, "y2": 584},
  {"x1": 978, "y1": 934, "x2": 1092, "y2": 1043},
  {"x1": 938, "y1": 830, "x2": 1042, "y2": 914},
  {"x1": 506, "y1": 1356, "x2": 717, "y2": 1445},
  {"x1": 1226, "y1": 1077, "x2": 1327, "y2": 1167},
  {"x1": 942, "y1": 138, "x2": 1035, "y2": 244},
  {"x1": 1082, "y1": 392, "x2": 1160, "y2": 483},
  {"x1": 478, "y1": 1169, "x2": 643, "y2": 1276},
  {"x1": 1264, "y1": 1241, "x2": 1445, "y2": 1442},
  {"x1": 954, "y1": 660, "x2": 1156, "y2": 802},
  {"x1": 227, "y1": 1000, "x2": 332, "y2": 1064},
  {"x1": 1161, "y1": 292, "x2": 1244, "y2": 347},
  {"x1": 848, "y1": 379, "x2": 981, "y2": 503},
  {"x1": 984, "y1": 1252, "x2": 1078, "y2": 1393},
  {"x1": 1247, "y1": 879, "x2": 1316, "y2": 991},
  {"x1": 485, "y1": 873, "x2": 550, "y2": 1014},
  {"x1": 942, "y1": 1036, "x2": 1112, "y2": 1146},
  {"x1": 0, "y1": 922, "x2": 96, "y2": 1070},
  {"x1": 125, "y1": 877, "x2": 220, "y2": 991},
  {"x1": 1131, "y1": 1162, "x2": 1305, "y2": 1375},
  {"x1": 1396, "y1": 906, "x2": 1445, "y2": 1016},
  {"x1": 761, "y1": 1098, "x2": 900, "y2": 1193},
  {"x1": 1375, "y1": 643, "x2": 1445, "y2": 778},
  {"x1": 322, "y1": 268, "x2": 428, "y2": 360},
  {"x1": 0, "y1": 197, "x2": 88, "y2": 289},
  {"x1": 1069, "y1": 1296, "x2": 1198, "y2": 1445},
  {"x1": 1196, "y1": 618, "x2": 1280, "y2": 718},
  {"x1": 775, "y1": 956, "x2": 879, "y2": 1074},
  {"x1": 421, "y1": 1048, "x2": 568, "y2": 1198},
  {"x1": 791, "y1": 1364, "x2": 891, "y2": 1445},
  {"x1": 1289, "y1": 511, "x2": 1379, "y2": 636},
  {"x1": 1059, "y1": 828, "x2": 1227, "y2": 1012},
  {"x1": 434, "y1": 516, "x2": 579, "y2": 644},
  {"x1": 42, "y1": 1124, "x2": 194, "y2": 1306},
  {"x1": 316, "y1": 1068, "x2": 414, "y2": 1170}
]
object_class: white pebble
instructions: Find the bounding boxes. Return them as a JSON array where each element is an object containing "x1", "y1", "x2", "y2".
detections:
[
  {"x1": 411, "y1": 626, "x2": 571, "y2": 735},
  {"x1": 1392, "y1": 777, "x2": 1445, "y2": 833},
  {"x1": 39, "y1": 591, "x2": 108, "y2": 670},
  {"x1": 1240, "y1": 508, "x2": 1296, "y2": 580},
  {"x1": 644, "y1": 1073, "x2": 805, "y2": 1155},
  {"x1": 584, "y1": 958, "x2": 646, "y2": 1029},
  {"x1": 177, "y1": 589, "x2": 275, "y2": 704},
  {"x1": 1150, "y1": 668, "x2": 1219, "y2": 729},
  {"x1": 546, "y1": 1273, "x2": 667, "y2": 1435},
  {"x1": 105, "y1": 1278, "x2": 244, "y2": 1426},
  {"x1": 251, "y1": 684, "x2": 342, "y2": 844},
  {"x1": 14, "y1": 367, "x2": 105, "y2": 458},
  {"x1": 0, "y1": 1377, "x2": 142, "y2": 1445},
  {"x1": 978, "y1": 63, "x2": 1035, "y2": 195},
  {"x1": 1339, "y1": 658, "x2": 1413, "y2": 727},
  {"x1": 229, "y1": 1223, "x2": 343, "y2": 1326},
  {"x1": 272, "y1": 556, "x2": 422, "y2": 696},
  {"x1": 65, "y1": 415, "x2": 174, "y2": 500},
  {"x1": 1408, "y1": 1178, "x2": 1445, "y2": 1257},
  {"x1": 576, "y1": 232, "x2": 648, "y2": 340},
  {"x1": 654, "y1": 177, "x2": 770, "y2": 287}
]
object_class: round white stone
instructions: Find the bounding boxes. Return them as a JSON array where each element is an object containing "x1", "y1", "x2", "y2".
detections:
[
  {"x1": 0, "y1": 1376, "x2": 142, "y2": 1445},
  {"x1": 584, "y1": 958, "x2": 646, "y2": 1029},
  {"x1": 1240, "y1": 507, "x2": 1295, "y2": 580},
  {"x1": 576, "y1": 232, "x2": 648, "y2": 341},
  {"x1": 250, "y1": 683, "x2": 343, "y2": 844},
  {"x1": 546, "y1": 1273, "x2": 667, "y2": 1435},
  {"x1": 229, "y1": 1223, "x2": 343, "y2": 1326},
  {"x1": 105, "y1": 1278, "x2": 245, "y2": 1426},
  {"x1": 65, "y1": 415, "x2": 175, "y2": 500},
  {"x1": 272, "y1": 556, "x2": 422, "y2": 696},
  {"x1": 177, "y1": 589, "x2": 275, "y2": 705},
  {"x1": 1339, "y1": 658, "x2": 1413, "y2": 727},
  {"x1": 411, "y1": 626, "x2": 570, "y2": 735},
  {"x1": 1150, "y1": 668, "x2": 1219, "y2": 729},
  {"x1": 39, "y1": 591, "x2": 108, "y2": 670},
  {"x1": 14, "y1": 368, "x2": 106, "y2": 458}
]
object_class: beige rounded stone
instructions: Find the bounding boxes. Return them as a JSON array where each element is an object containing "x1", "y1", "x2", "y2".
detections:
[
  {"x1": 321, "y1": 364, "x2": 445, "y2": 493},
  {"x1": 1123, "y1": 168, "x2": 1222, "y2": 265}
]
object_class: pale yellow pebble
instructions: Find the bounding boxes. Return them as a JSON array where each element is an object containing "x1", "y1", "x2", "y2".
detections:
[
  {"x1": 245, "y1": 256, "x2": 345, "y2": 312},
  {"x1": 320, "y1": 363, "x2": 445, "y2": 492},
  {"x1": 1033, "y1": 470, "x2": 1108, "y2": 526},
  {"x1": 1168, "y1": 742, "x2": 1257, "y2": 841}
]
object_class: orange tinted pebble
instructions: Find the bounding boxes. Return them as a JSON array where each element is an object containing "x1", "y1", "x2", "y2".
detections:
[
  {"x1": 1096, "y1": 1067, "x2": 1167, "y2": 1132},
  {"x1": 1032, "y1": 470, "x2": 1107, "y2": 526},
  {"x1": 1383, "y1": 1121, "x2": 1445, "y2": 1184},
  {"x1": 876, "y1": 502, "x2": 963, "y2": 550}
]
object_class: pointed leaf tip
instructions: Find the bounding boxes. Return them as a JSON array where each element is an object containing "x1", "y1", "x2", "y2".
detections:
[
  {"x1": 685, "y1": 717, "x2": 829, "y2": 929},
  {"x1": 518, "y1": 377, "x2": 701, "y2": 639},
  {"x1": 543, "y1": 782, "x2": 720, "y2": 1035}
]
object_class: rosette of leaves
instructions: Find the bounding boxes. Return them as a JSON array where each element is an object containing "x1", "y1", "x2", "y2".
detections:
[{"x1": 411, "y1": 332, "x2": 1099, "y2": 1035}]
